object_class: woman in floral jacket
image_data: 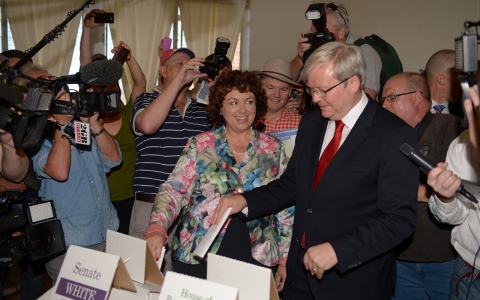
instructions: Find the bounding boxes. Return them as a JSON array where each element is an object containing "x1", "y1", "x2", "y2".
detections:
[{"x1": 145, "y1": 70, "x2": 293, "y2": 287}]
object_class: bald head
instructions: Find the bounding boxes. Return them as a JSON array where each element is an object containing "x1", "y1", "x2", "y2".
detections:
[
  {"x1": 425, "y1": 50, "x2": 455, "y2": 83},
  {"x1": 382, "y1": 72, "x2": 431, "y2": 127},
  {"x1": 425, "y1": 50, "x2": 461, "y2": 104}
]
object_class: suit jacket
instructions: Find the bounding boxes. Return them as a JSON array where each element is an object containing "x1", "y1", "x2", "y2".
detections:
[{"x1": 243, "y1": 100, "x2": 419, "y2": 300}]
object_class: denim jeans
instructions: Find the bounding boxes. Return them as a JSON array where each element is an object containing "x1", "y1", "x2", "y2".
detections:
[
  {"x1": 392, "y1": 260, "x2": 454, "y2": 300},
  {"x1": 450, "y1": 256, "x2": 480, "y2": 300}
]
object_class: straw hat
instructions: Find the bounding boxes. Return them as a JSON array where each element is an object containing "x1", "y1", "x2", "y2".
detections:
[{"x1": 259, "y1": 58, "x2": 302, "y2": 88}]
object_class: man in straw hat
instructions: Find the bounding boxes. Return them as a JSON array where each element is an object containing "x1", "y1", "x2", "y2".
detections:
[{"x1": 258, "y1": 58, "x2": 303, "y2": 133}]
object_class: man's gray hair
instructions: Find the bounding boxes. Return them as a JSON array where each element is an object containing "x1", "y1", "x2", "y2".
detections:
[
  {"x1": 302, "y1": 42, "x2": 365, "y2": 88},
  {"x1": 13, "y1": 64, "x2": 48, "y2": 88},
  {"x1": 324, "y1": 1, "x2": 350, "y2": 36}
]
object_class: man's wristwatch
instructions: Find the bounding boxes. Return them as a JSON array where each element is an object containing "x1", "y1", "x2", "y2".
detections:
[{"x1": 92, "y1": 126, "x2": 106, "y2": 137}]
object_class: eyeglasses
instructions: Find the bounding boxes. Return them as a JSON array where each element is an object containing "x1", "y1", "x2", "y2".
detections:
[
  {"x1": 326, "y1": 3, "x2": 347, "y2": 26},
  {"x1": 306, "y1": 75, "x2": 354, "y2": 98},
  {"x1": 380, "y1": 91, "x2": 422, "y2": 104}
]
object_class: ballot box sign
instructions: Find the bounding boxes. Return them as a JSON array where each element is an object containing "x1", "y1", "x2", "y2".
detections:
[
  {"x1": 207, "y1": 254, "x2": 279, "y2": 300},
  {"x1": 159, "y1": 271, "x2": 238, "y2": 300},
  {"x1": 51, "y1": 245, "x2": 134, "y2": 300},
  {"x1": 56, "y1": 278, "x2": 107, "y2": 300}
]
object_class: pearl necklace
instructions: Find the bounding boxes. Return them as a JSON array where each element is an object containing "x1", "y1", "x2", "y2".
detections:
[
  {"x1": 224, "y1": 126, "x2": 250, "y2": 156},
  {"x1": 230, "y1": 148, "x2": 246, "y2": 156}
]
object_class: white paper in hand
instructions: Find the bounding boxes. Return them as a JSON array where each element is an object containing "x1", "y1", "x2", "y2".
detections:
[
  {"x1": 156, "y1": 246, "x2": 166, "y2": 271},
  {"x1": 193, "y1": 208, "x2": 232, "y2": 259}
]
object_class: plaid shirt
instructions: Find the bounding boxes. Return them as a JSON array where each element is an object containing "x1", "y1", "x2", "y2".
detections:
[{"x1": 261, "y1": 109, "x2": 302, "y2": 133}]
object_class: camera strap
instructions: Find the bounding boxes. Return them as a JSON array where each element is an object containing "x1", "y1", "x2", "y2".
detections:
[{"x1": 55, "y1": 122, "x2": 75, "y2": 144}]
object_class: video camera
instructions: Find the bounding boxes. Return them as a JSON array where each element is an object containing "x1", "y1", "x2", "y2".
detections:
[
  {"x1": 0, "y1": 58, "x2": 123, "y2": 150},
  {"x1": 199, "y1": 37, "x2": 231, "y2": 80},
  {"x1": 302, "y1": 3, "x2": 335, "y2": 63},
  {"x1": 454, "y1": 21, "x2": 480, "y2": 125},
  {"x1": 0, "y1": 195, "x2": 66, "y2": 264}
]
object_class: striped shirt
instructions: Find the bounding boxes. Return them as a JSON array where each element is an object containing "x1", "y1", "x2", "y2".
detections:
[{"x1": 131, "y1": 90, "x2": 211, "y2": 195}]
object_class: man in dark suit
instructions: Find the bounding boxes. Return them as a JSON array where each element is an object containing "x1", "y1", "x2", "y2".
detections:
[{"x1": 213, "y1": 42, "x2": 419, "y2": 300}]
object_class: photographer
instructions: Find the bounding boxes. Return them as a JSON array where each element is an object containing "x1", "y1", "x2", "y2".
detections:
[
  {"x1": 26, "y1": 65, "x2": 121, "y2": 283},
  {"x1": 290, "y1": 2, "x2": 381, "y2": 100}
]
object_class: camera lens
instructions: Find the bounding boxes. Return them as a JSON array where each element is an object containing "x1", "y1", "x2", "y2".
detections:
[
  {"x1": 0, "y1": 106, "x2": 17, "y2": 131},
  {"x1": 27, "y1": 224, "x2": 55, "y2": 256}
]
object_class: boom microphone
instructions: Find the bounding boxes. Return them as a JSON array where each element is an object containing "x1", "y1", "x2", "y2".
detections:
[
  {"x1": 399, "y1": 143, "x2": 478, "y2": 204},
  {"x1": 56, "y1": 60, "x2": 124, "y2": 86}
]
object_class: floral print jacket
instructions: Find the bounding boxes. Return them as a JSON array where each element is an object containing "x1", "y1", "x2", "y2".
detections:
[{"x1": 146, "y1": 126, "x2": 293, "y2": 266}]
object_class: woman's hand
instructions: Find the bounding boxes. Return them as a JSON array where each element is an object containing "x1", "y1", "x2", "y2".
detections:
[
  {"x1": 275, "y1": 265, "x2": 287, "y2": 292},
  {"x1": 145, "y1": 232, "x2": 166, "y2": 261}
]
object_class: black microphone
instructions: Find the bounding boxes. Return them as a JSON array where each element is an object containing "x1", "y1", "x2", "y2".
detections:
[
  {"x1": 400, "y1": 143, "x2": 478, "y2": 204},
  {"x1": 56, "y1": 60, "x2": 124, "y2": 86}
]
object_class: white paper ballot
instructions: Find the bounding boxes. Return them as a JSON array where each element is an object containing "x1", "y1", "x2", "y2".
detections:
[
  {"x1": 193, "y1": 207, "x2": 232, "y2": 258},
  {"x1": 156, "y1": 246, "x2": 166, "y2": 271}
]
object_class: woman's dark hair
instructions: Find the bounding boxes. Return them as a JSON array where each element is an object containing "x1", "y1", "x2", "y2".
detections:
[{"x1": 207, "y1": 70, "x2": 267, "y2": 128}]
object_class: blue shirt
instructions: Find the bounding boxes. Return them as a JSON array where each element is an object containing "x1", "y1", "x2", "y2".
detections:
[
  {"x1": 32, "y1": 138, "x2": 121, "y2": 247},
  {"x1": 131, "y1": 89, "x2": 211, "y2": 195}
]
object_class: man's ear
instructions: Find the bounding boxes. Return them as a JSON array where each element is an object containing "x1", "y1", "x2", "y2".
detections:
[
  {"x1": 436, "y1": 73, "x2": 445, "y2": 86},
  {"x1": 413, "y1": 91, "x2": 423, "y2": 106},
  {"x1": 350, "y1": 74, "x2": 361, "y2": 93},
  {"x1": 160, "y1": 66, "x2": 167, "y2": 78},
  {"x1": 338, "y1": 26, "x2": 347, "y2": 41}
]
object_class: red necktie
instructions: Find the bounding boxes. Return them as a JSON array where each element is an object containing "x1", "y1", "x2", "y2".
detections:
[
  {"x1": 312, "y1": 120, "x2": 345, "y2": 191},
  {"x1": 302, "y1": 120, "x2": 344, "y2": 248}
]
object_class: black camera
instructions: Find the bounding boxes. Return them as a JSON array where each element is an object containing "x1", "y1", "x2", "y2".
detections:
[
  {"x1": 0, "y1": 196, "x2": 66, "y2": 262},
  {"x1": 302, "y1": 3, "x2": 335, "y2": 63},
  {"x1": 199, "y1": 37, "x2": 231, "y2": 80}
]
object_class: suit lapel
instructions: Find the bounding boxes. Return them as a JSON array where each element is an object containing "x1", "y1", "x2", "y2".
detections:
[
  {"x1": 307, "y1": 112, "x2": 329, "y2": 194},
  {"x1": 311, "y1": 100, "x2": 377, "y2": 200}
]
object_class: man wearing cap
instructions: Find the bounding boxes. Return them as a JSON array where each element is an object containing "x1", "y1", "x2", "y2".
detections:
[
  {"x1": 258, "y1": 58, "x2": 303, "y2": 133},
  {"x1": 130, "y1": 48, "x2": 211, "y2": 273}
]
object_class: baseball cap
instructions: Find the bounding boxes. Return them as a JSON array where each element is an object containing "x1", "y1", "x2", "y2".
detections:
[{"x1": 161, "y1": 48, "x2": 195, "y2": 66}]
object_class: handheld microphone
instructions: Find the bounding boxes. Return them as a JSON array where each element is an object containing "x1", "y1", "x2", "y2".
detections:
[
  {"x1": 56, "y1": 60, "x2": 123, "y2": 86},
  {"x1": 399, "y1": 143, "x2": 478, "y2": 204}
]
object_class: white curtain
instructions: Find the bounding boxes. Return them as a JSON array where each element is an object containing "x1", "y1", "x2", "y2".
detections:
[
  {"x1": 5, "y1": 0, "x2": 82, "y2": 77},
  {"x1": 105, "y1": 0, "x2": 176, "y2": 97},
  {"x1": 179, "y1": 0, "x2": 245, "y2": 60}
]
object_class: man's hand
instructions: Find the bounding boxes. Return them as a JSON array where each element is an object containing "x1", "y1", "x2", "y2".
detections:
[
  {"x1": 296, "y1": 36, "x2": 310, "y2": 62},
  {"x1": 464, "y1": 85, "x2": 480, "y2": 154},
  {"x1": 303, "y1": 242, "x2": 338, "y2": 279},
  {"x1": 275, "y1": 265, "x2": 287, "y2": 292},
  {"x1": 211, "y1": 195, "x2": 247, "y2": 225},
  {"x1": 145, "y1": 232, "x2": 166, "y2": 261},
  {"x1": 52, "y1": 90, "x2": 74, "y2": 125},
  {"x1": 173, "y1": 58, "x2": 207, "y2": 87},
  {"x1": 84, "y1": 9, "x2": 106, "y2": 28},
  {"x1": 427, "y1": 162, "x2": 461, "y2": 203}
]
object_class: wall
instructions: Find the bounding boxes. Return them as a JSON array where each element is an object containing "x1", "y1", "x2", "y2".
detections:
[{"x1": 248, "y1": 0, "x2": 480, "y2": 72}]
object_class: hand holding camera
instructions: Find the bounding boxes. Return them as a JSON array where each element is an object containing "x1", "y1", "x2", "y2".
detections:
[
  {"x1": 297, "y1": 36, "x2": 311, "y2": 61},
  {"x1": 111, "y1": 41, "x2": 132, "y2": 65},
  {"x1": 52, "y1": 90, "x2": 74, "y2": 125},
  {"x1": 84, "y1": 9, "x2": 106, "y2": 28}
]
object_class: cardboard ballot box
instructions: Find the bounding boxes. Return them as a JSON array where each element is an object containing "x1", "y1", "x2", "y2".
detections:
[
  {"x1": 38, "y1": 245, "x2": 140, "y2": 300},
  {"x1": 106, "y1": 230, "x2": 164, "y2": 300}
]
